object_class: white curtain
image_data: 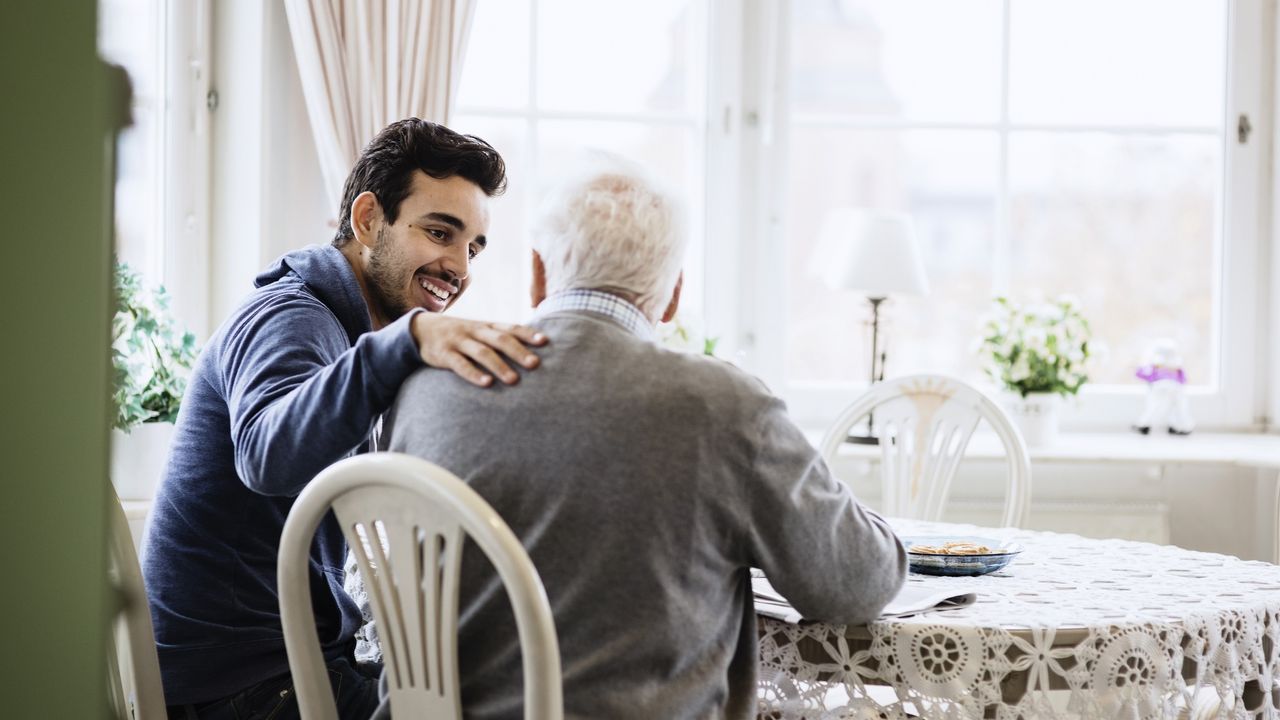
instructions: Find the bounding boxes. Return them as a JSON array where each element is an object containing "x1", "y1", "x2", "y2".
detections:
[{"x1": 284, "y1": 0, "x2": 478, "y2": 208}]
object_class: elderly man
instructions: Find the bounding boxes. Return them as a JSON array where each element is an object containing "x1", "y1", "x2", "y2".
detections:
[{"x1": 381, "y1": 157, "x2": 907, "y2": 719}]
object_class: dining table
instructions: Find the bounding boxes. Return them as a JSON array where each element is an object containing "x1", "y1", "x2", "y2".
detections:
[{"x1": 756, "y1": 518, "x2": 1280, "y2": 720}]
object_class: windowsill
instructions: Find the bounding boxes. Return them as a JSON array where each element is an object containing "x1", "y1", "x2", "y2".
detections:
[
  {"x1": 120, "y1": 499, "x2": 152, "y2": 552},
  {"x1": 817, "y1": 429, "x2": 1280, "y2": 470},
  {"x1": 120, "y1": 499, "x2": 152, "y2": 518}
]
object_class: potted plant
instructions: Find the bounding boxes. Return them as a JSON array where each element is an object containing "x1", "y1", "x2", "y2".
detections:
[
  {"x1": 976, "y1": 295, "x2": 1093, "y2": 445},
  {"x1": 111, "y1": 261, "x2": 198, "y2": 498}
]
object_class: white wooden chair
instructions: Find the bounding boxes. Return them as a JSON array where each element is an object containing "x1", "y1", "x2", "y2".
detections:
[
  {"x1": 107, "y1": 490, "x2": 166, "y2": 719},
  {"x1": 1274, "y1": 478, "x2": 1280, "y2": 565},
  {"x1": 819, "y1": 374, "x2": 1032, "y2": 528},
  {"x1": 278, "y1": 453, "x2": 563, "y2": 720}
]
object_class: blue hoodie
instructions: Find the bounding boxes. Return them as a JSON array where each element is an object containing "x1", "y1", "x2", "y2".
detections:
[{"x1": 142, "y1": 244, "x2": 423, "y2": 704}]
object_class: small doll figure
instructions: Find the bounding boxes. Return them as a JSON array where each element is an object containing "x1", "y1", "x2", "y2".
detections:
[{"x1": 1133, "y1": 339, "x2": 1194, "y2": 435}]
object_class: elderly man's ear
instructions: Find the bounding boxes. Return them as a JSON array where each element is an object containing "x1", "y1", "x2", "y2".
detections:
[
  {"x1": 661, "y1": 273, "x2": 682, "y2": 324},
  {"x1": 529, "y1": 251, "x2": 682, "y2": 323},
  {"x1": 531, "y1": 251, "x2": 548, "y2": 308}
]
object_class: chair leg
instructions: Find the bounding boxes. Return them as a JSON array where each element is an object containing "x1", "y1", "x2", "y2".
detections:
[{"x1": 1184, "y1": 688, "x2": 1223, "y2": 720}]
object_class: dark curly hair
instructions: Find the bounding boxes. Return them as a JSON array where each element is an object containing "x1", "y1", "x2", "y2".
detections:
[{"x1": 332, "y1": 118, "x2": 507, "y2": 246}]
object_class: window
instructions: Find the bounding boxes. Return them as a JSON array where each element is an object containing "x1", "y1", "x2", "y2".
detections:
[
  {"x1": 748, "y1": 0, "x2": 1265, "y2": 429},
  {"x1": 449, "y1": 0, "x2": 709, "y2": 325},
  {"x1": 455, "y1": 0, "x2": 1267, "y2": 430},
  {"x1": 100, "y1": 0, "x2": 167, "y2": 282},
  {"x1": 99, "y1": 0, "x2": 212, "y2": 337}
]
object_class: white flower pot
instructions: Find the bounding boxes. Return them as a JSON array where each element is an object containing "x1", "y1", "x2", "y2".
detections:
[
  {"x1": 110, "y1": 422, "x2": 175, "y2": 500},
  {"x1": 1006, "y1": 392, "x2": 1060, "y2": 447}
]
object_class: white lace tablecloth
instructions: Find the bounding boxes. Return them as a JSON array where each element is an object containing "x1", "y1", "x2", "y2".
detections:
[{"x1": 757, "y1": 519, "x2": 1280, "y2": 719}]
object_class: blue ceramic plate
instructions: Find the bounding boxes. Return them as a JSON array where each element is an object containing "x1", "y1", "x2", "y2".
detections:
[{"x1": 901, "y1": 535, "x2": 1022, "y2": 577}]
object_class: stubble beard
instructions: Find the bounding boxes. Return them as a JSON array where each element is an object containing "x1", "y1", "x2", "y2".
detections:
[{"x1": 365, "y1": 226, "x2": 415, "y2": 321}]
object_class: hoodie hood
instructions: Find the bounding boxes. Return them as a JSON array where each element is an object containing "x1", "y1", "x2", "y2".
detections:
[{"x1": 255, "y1": 244, "x2": 371, "y2": 344}]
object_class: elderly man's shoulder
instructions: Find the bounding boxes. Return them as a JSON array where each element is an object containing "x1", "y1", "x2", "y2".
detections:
[
  {"x1": 395, "y1": 315, "x2": 775, "y2": 406},
  {"x1": 639, "y1": 342, "x2": 783, "y2": 412}
]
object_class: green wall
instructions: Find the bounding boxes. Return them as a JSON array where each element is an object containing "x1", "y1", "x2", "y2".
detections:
[{"x1": 0, "y1": 1, "x2": 116, "y2": 714}]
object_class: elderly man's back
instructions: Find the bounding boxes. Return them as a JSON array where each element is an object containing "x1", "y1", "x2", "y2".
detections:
[{"x1": 383, "y1": 304, "x2": 906, "y2": 720}]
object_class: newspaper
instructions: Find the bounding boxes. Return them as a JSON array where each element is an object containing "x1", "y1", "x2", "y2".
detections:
[{"x1": 751, "y1": 574, "x2": 976, "y2": 624}]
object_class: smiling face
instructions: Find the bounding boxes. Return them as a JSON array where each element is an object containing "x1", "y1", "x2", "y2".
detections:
[{"x1": 354, "y1": 171, "x2": 491, "y2": 325}]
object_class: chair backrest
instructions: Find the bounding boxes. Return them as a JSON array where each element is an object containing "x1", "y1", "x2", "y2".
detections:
[
  {"x1": 1274, "y1": 480, "x2": 1280, "y2": 565},
  {"x1": 818, "y1": 374, "x2": 1032, "y2": 528},
  {"x1": 107, "y1": 490, "x2": 166, "y2": 719},
  {"x1": 279, "y1": 453, "x2": 563, "y2": 720}
]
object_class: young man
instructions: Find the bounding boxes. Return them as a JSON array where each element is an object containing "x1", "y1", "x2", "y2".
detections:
[
  {"x1": 380, "y1": 158, "x2": 908, "y2": 719},
  {"x1": 143, "y1": 119, "x2": 544, "y2": 719}
]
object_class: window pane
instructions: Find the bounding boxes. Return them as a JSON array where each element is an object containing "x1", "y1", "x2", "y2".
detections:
[
  {"x1": 535, "y1": 120, "x2": 704, "y2": 319},
  {"x1": 1007, "y1": 132, "x2": 1218, "y2": 386},
  {"x1": 99, "y1": 0, "x2": 164, "y2": 282},
  {"x1": 112, "y1": 120, "x2": 162, "y2": 275},
  {"x1": 457, "y1": 0, "x2": 531, "y2": 110},
  {"x1": 1009, "y1": 0, "x2": 1226, "y2": 126},
  {"x1": 784, "y1": 129, "x2": 998, "y2": 383},
  {"x1": 446, "y1": 117, "x2": 531, "y2": 324},
  {"x1": 536, "y1": 0, "x2": 705, "y2": 115},
  {"x1": 790, "y1": 0, "x2": 1002, "y2": 122}
]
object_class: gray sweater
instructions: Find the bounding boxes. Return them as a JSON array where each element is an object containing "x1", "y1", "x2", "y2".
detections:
[{"x1": 382, "y1": 308, "x2": 907, "y2": 720}]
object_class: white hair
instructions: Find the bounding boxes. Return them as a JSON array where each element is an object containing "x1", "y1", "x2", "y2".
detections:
[{"x1": 531, "y1": 153, "x2": 687, "y2": 320}]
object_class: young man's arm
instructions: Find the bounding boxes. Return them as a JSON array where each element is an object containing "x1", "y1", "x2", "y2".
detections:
[
  {"x1": 410, "y1": 311, "x2": 544, "y2": 388},
  {"x1": 224, "y1": 298, "x2": 542, "y2": 497},
  {"x1": 740, "y1": 396, "x2": 907, "y2": 625}
]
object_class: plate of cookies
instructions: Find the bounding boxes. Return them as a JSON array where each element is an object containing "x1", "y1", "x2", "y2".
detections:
[{"x1": 901, "y1": 536, "x2": 1022, "y2": 576}]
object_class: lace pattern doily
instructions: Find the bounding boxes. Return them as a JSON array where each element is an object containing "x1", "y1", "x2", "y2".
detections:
[{"x1": 757, "y1": 519, "x2": 1280, "y2": 719}]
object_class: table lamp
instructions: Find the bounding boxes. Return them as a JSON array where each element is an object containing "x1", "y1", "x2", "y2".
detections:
[{"x1": 810, "y1": 208, "x2": 930, "y2": 444}]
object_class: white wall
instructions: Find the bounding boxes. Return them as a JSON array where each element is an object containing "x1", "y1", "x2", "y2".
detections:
[
  {"x1": 1270, "y1": 0, "x2": 1280, "y2": 431},
  {"x1": 830, "y1": 457, "x2": 1273, "y2": 561},
  {"x1": 261, "y1": 0, "x2": 332, "y2": 262},
  {"x1": 210, "y1": 0, "x2": 329, "y2": 325}
]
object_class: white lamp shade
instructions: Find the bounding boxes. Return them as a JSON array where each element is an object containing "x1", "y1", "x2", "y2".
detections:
[{"x1": 809, "y1": 208, "x2": 930, "y2": 296}]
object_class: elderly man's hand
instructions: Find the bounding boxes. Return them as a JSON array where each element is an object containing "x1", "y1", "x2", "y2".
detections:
[{"x1": 410, "y1": 313, "x2": 546, "y2": 387}]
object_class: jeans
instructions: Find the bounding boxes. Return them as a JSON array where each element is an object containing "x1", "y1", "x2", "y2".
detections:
[{"x1": 167, "y1": 655, "x2": 383, "y2": 720}]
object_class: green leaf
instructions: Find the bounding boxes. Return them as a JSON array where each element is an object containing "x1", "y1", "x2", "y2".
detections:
[{"x1": 111, "y1": 260, "x2": 200, "y2": 432}]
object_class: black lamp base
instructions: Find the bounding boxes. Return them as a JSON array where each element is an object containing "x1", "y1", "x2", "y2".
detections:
[{"x1": 848, "y1": 296, "x2": 887, "y2": 448}]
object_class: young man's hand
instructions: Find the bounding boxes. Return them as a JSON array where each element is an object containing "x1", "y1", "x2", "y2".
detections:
[{"x1": 410, "y1": 313, "x2": 547, "y2": 387}]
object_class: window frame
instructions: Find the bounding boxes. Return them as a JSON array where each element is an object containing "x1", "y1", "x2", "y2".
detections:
[
  {"x1": 100, "y1": 0, "x2": 213, "y2": 340},
  {"x1": 163, "y1": 0, "x2": 214, "y2": 340},
  {"x1": 452, "y1": 0, "x2": 712, "y2": 324},
  {"x1": 712, "y1": 0, "x2": 1272, "y2": 431}
]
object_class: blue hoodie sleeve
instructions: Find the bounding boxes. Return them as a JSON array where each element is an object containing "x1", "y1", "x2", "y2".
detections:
[{"x1": 221, "y1": 294, "x2": 423, "y2": 496}]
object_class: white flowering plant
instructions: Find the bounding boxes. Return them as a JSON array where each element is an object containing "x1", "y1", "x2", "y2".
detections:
[{"x1": 976, "y1": 296, "x2": 1093, "y2": 398}]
